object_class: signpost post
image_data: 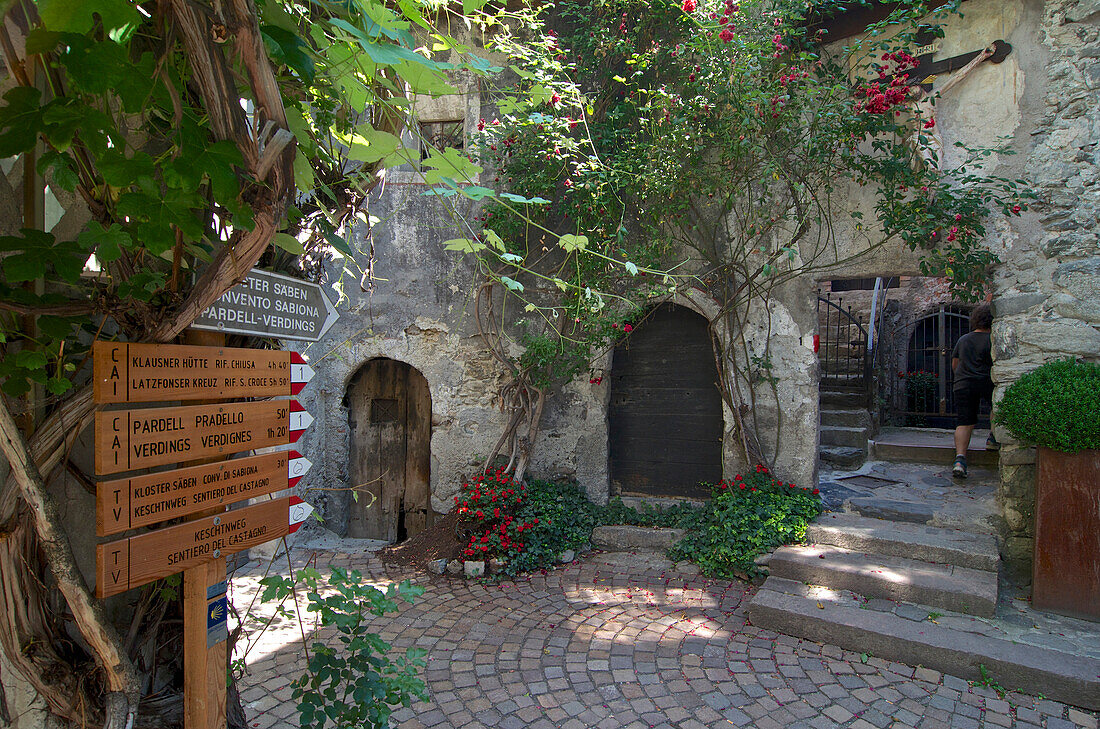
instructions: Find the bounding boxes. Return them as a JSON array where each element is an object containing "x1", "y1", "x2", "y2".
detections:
[{"x1": 93, "y1": 333, "x2": 322, "y2": 729}]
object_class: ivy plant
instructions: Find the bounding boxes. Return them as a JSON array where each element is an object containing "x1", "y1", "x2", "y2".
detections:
[{"x1": 259, "y1": 567, "x2": 427, "y2": 729}]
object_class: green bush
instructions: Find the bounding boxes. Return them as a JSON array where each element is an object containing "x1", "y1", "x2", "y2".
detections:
[
  {"x1": 502, "y1": 479, "x2": 602, "y2": 576},
  {"x1": 504, "y1": 468, "x2": 820, "y2": 581},
  {"x1": 666, "y1": 467, "x2": 822, "y2": 579},
  {"x1": 995, "y1": 358, "x2": 1100, "y2": 453}
]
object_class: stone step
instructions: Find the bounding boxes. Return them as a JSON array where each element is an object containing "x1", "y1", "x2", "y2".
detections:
[
  {"x1": 844, "y1": 496, "x2": 939, "y2": 526},
  {"x1": 590, "y1": 525, "x2": 685, "y2": 551},
  {"x1": 766, "y1": 544, "x2": 998, "y2": 617},
  {"x1": 821, "y1": 425, "x2": 870, "y2": 448},
  {"x1": 819, "y1": 446, "x2": 866, "y2": 469},
  {"x1": 747, "y1": 578, "x2": 1100, "y2": 711},
  {"x1": 821, "y1": 408, "x2": 871, "y2": 429},
  {"x1": 821, "y1": 390, "x2": 866, "y2": 408},
  {"x1": 806, "y1": 513, "x2": 1000, "y2": 572},
  {"x1": 869, "y1": 439, "x2": 999, "y2": 468}
]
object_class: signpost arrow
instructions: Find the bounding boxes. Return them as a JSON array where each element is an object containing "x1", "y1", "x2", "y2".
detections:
[
  {"x1": 288, "y1": 450, "x2": 312, "y2": 487},
  {"x1": 190, "y1": 268, "x2": 339, "y2": 342},
  {"x1": 289, "y1": 400, "x2": 314, "y2": 443},
  {"x1": 93, "y1": 342, "x2": 316, "y2": 403},
  {"x1": 290, "y1": 352, "x2": 314, "y2": 395},
  {"x1": 288, "y1": 496, "x2": 314, "y2": 534}
]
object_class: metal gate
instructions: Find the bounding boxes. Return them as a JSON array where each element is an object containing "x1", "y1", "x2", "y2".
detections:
[{"x1": 891, "y1": 306, "x2": 987, "y2": 428}]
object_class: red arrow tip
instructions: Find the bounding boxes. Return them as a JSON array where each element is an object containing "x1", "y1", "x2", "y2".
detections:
[
  {"x1": 290, "y1": 450, "x2": 302, "y2": 459},
  {"x1": 291, "y1": 351, "x2": 306, "y2": 364},
  {"x1": 290, "y1": 399, "x2": 304, "y2": 412}
]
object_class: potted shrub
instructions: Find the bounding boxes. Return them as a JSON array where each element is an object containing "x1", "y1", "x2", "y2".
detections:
[{"x1": 995, "y1": 358, "x2": 1100, "y2": 621}]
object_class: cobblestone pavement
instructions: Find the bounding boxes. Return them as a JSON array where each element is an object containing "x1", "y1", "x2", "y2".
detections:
[{"x1": 233, "y1": 548, "x2": 1099, "y2": 729}]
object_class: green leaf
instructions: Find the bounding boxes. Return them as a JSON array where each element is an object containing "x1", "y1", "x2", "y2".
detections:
[
  {"x1": 558, "y1": 234, "x2": 589, "y2": 253},
  {"x1": 38, "y1": 315, "x2": 79, "y2": 340},
  {"x1": 483, "y1": 229, "x2": 505, "y2": 251},
  {"x1": 500, "y1": 192, "x2": 551, "y2": 205},
  {"x1": 46, "y1": 377, "x2": 73, "y2": 395},
  {"x1": 500, "y1": 276, "x2": 524, "y2": 292},
  {"x1": 37, "y1": 0, "x2": 141, "y2": 40},
  {"x1": 15, "y1": 350, "x2": 48, "y2": 370},
  {"x1": 273, "y1": 233, "x2": 306, "y2": 255},
  {"x1": 421, "y1": 146, "x2": 482, "y2": 186},
  {"x1": 330, "y1": 19, "x2": 439, "y2": 69},
  {"x1": 624, "y1": 261, "x2": 639, "y2": 276},
  {"x1": 261, "y1": 25, "x2": 316, "y2": 84},
  {"x1": 336, "y1": 126, "x2": 401, "y2": 164},
  {"x1": 457, "y1": 185, "x2": 497, "y2": 201},
  {"x1": 442, "y1": 238, "x2": 486, "y2": 253},
  {"x1": 0, "y1": 87, "x2": 43, "y2": 157},
  {"x1": 77, "y1": 222, "x2": 131, "y2": 262},
  {"x1": 325, "y1": 233, "x2": 357, "y2": 259}
]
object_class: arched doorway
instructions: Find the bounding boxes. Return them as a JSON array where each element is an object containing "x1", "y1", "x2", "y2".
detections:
[
  {"x1": 902, "y1": 305, "x2": 978, "y2": 428},
  {"x1": 345, "y1": 358, "x2": 432, "y2": 541},
  {"x1": 608, "y1": 303, "x2": 723, "y2": 498}
]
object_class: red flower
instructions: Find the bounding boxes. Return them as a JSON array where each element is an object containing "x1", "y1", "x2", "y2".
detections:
[
  {"x1": 812, "y1": 489, "x2": 820, "y2": 495},
  {"x1": 550, "y1": 92, "x2": 561, "y2": 106},
  {"x1": 623, "y1": 324, "x2": 633, "y2": 333},
  {"x1": 1012, "y1": 205, "x2": 1021, "y2": 213},
  {"x1": 923, "y1": 118, "x2": 936, "y2": 129},
  {"x1": 682, "y1": 0, "x2": 697, "y2": 11},
  {"x1": 719, "y1": 28, "x2": 734, "y2": 43}
]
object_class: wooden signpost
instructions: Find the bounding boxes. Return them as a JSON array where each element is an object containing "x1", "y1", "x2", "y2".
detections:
[
  {"x1": 94, "y1": 400, "x2": 298, "y2": 475},
  {"x1": 92, "y1": 337, "x2": 318, "y2": 729},
  {"x1": 96, "y1": 450, "x2": 311, "y2": 535},
  {"x1": 96, "y1": 497, "x2": 292, "y2": 598},
  {"x1": 93, "y1": 342, "x2": 314, "y2": 403}
]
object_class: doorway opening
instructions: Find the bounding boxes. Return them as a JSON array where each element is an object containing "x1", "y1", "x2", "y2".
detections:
[
  {"x1": 345, "y1": 358, "x2": 432, "y2": 542},
  {"x1": 608, "y1": 303, "x2": 722, "y2": 499}
]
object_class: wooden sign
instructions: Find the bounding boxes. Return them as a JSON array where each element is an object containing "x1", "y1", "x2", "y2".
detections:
[
  {"x1": 96, "y1": 451, "x2": 311, "y2": 536},
  {"x1": 94, "y1": 400, "x2": 294, "y2": 475},
  {"x1": 96, "y1": 497, "x2": 290, "y2": 598},
  {"x1": 93, "y1": 342, "x2": 314, "y2": 404}
]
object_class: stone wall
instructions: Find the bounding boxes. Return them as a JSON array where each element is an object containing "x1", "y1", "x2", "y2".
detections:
[{"x1": 989, "y1": 0, "x2": 1100, "y2": 581}]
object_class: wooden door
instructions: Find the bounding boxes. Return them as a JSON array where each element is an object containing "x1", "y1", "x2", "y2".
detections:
[
  {"x1": 609, "y1": 304, "x2": 722, "y2": 498},
  {"x1": 346, "y1": 359, "x2": 432, "y2": 541}
]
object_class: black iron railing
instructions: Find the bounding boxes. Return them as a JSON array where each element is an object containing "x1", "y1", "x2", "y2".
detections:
[{"x1": 817, "y1": 293, "x2": 872, "y2": 407}]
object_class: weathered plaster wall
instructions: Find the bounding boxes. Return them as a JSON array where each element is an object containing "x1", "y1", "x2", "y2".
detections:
[
  {"x1": 989, "y1": 0, "x2": 1100, "y2": 581},
  {"x1": 821, "y1": 0, "x2": 1028, "y2": 280}
]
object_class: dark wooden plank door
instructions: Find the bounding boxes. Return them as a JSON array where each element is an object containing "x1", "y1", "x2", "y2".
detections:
[
  {"x1": 346, "y1": 359, "x2": 432, "y2": 541},
  {"x1": 609, "y1": 304, "x2": 723, "y2": 498}
]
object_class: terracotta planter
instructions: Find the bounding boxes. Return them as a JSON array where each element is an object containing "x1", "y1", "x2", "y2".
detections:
[{"x1": 1033, "y1": 447, "x2": 1100, "y2": 621}]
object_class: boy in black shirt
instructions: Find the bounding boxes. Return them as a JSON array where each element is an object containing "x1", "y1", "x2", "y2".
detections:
[{"x1": 951, "y1": 304, "x2": 994, "y2": 478}]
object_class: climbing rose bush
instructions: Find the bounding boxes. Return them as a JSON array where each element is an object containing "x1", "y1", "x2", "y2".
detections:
[{"x1": 455, "y1": 468, "x2": 538, "y2": 560}]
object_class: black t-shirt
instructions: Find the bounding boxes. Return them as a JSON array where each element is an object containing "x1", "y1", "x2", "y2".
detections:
[{"x1": 951, "y1": 331, "x2": 992, "y2": 390}]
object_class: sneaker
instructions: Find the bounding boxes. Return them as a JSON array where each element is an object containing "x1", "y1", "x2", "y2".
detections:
[
  {"x1": 953, "y1": 456, "x2": 968, "y2": 479},
  {"x1": 985, "y1": 433, "x2": 1000, "y2": 451}
]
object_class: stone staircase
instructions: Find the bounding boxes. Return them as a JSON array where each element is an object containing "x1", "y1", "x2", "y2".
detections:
[
  {"x1": 819, "y1": 387, "x2": 871, "y2": 469},
  {"x1": 747, "y1": 512, "x2": 1100, "y2": 709}
]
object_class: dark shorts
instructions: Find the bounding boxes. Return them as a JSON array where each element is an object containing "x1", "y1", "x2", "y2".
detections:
[{"x1": 954, "y1": 379, "x2": 994, "y2": 427}]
